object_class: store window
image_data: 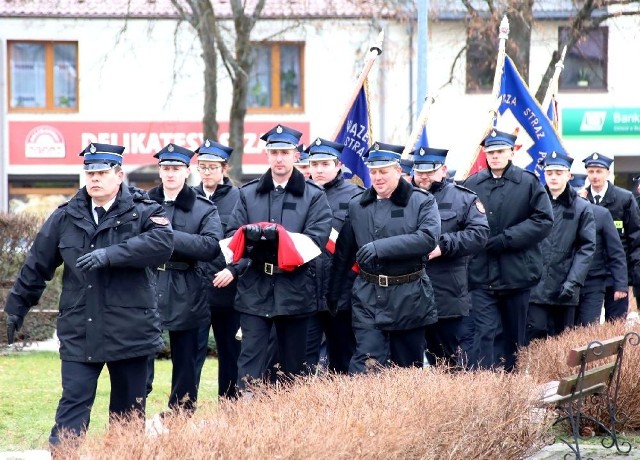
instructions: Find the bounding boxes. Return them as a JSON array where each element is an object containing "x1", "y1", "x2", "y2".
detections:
[
  {"x1": 9, "y1": 177, "x2": 79, "y2": 216},
  {"x1": 8, "y1": 41, "x2": 78, "y2": 112},
  {"x1": 248, "y1": 43, "x2": 304, "y2": 112},
  {"x1": 559, "y1": 27, "x2": 608, "y2": 91}
]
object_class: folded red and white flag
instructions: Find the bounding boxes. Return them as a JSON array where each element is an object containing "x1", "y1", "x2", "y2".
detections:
[{"x1": 220, "y1": 222, "x2": 321, "y2": 271}]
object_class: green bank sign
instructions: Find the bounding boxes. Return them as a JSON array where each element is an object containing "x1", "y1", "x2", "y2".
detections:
[{"x1": 562, "y1": 108, "x2": 640, "y2": 137}]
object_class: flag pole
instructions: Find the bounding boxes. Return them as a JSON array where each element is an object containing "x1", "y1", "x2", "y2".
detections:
[
  {"x1": 460, "y1": 15, "x2": 510, "y2": 179},
  {"x1": 541, "y1": 45, "x2": 567, "y2": 111},
  {"x1": 402, "y1": 95, "x2": 436, "y2": 158},
  {"x1": 331, "y1": 30, "x2": 384, "y2": 140}
]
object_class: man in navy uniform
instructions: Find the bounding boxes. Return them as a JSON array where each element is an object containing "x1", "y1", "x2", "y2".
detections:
[
  {"x1": 400, "y1": 158, "x2": 414, "y2": 181},
  {"x1": 226, "y1": 124, "x2": 331, "y2": 389},
  {"x1": 294, "y1": 143, "x2": 311, "y2": 180},
  {"x1": 411, "y1": 146, "x2": 489, "y2": 367},
  {"x1": 4, "y1": 143, "x2": 173, "y2": 446},
  {"x1": 147, "y1": 144, "x2": 222, "y2": 413},
  {"x1": 526, "y1": 153, "x2": 595, "y2": 342},
  {"x1": 583, "y1": 152, "x2": 640, "y2": 321},
  {"x1": 193, "y1": 139, "x2": 243, "y2": 399},
  {"x1": 328, "y1": 142, "x2": 441, "y2": 373},
  {"x1": 463, "y1": 129, "x2": 553, "y2": 371},
  {"x1": 570, "y1": 173, "x2": 627, "y2": 326},
  {"x1": 304, "y1": 137, "x2": 363, "y2": 374}
]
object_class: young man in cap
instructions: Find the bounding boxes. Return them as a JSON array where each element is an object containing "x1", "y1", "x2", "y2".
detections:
[
  {"x1": 304, "y1": 137, "x2": 363, "y2": 374},
  {"x1": 225, "y1": 124, "x2": 331, "y2": 389},
  {"x1": 526, "y1": 153, "x2": 595, "y2": 342},
  {"x1": 294, "y1": 144, "x2": 311, "y2": 180},
  {"x1": 192, "y1": 139, "x2": 243, "y2": 399},
  {"x1": 583, "y1": 152, "x2": 640, "y2": 321},
  {"x1": 463, "y1": 129, "x2": 553, "y2": 372},
  {"x1": 570, "y1": 174, "x2": 627, "y2": 326},
  {"x1": 147, "y1": 144, "x2": 222, "y2": 413},
  {"x1": 328, "y1": 142, "x2": 441, "y2": 373},
  {"x1": 411, "y1": 146, "x2": 489, "y2": 367},
  {"x1": 4, "y1": 143, "x2": 173, "y2": 447}
]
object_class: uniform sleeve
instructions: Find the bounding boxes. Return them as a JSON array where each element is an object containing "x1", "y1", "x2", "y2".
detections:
[
  {"x1": 374, "y1": 193, "x2": 440, "y2": 260},
  {"x1": 328, "y1": 214, "x2": 358, "y2": 302},
  {"x1": 623, "y1": 195, "x2": 640, "y2": 286},
  {"x1": 225, "y1": 190, "x2": 249, "y2": 238},
  {"x1": 498, "y1": 180, "x2": 554, "y2": 250},
  {"x1": 602, "y1": 210, "x2": 629, "y2": 291},
  {"x1": 440, "y1": 196, "x2": 490, "y2": 258},
  {"x1": 565, "y1": 205, "x2": 596, "y2": 287},
  {"x1": 172, "y1": 203, "x2": 223, "y2": 261},
  {"x1": 302, "y1": 191, "x2": 332, "y2": 250},
  {"x1": 105, "y1": 202, "x2": 174, "y2": 268},
  {"x1": 4, "y1": 213, "x2": 63, "y2": 317}
]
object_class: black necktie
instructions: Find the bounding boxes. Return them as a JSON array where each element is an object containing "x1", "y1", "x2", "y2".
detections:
[
  {"x1": 594, "y1": 195, "x2": 601, "y2": 205},
  {"x1": 94, "y1": 206, "x2": 106, "y2": 223},
  {"x1": 275, "y1": 185, "x2": 284, "y2": 193}
]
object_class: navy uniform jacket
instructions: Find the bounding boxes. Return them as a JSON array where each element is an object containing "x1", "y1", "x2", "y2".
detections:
[
  {"x1": 328, "y1": 178, "x2": 440, "y2": 331},
  {"x1": 423, "y1": 180, "x2": 490, "y2": 318},
  {"x1": 4, "y1": 185, "x2": 173, "y2": 362},
  {"x1": 587, "y1": 182, "x2": 640, "y2": 287},
  {"x1": 530, "y1": 186, "x2": 596, "y2": 306},
  {"x1": 586, "y1": 203, "x2": 628, "y2": 290},
  {"x1": 195, "y1": 179, "x2": 242, "y2": 310},
  {"x1": 314, "y1": 172, "x2": 363, "y2": 313},
  {"x1": 463, "y1": 162, "x2": 554, "y2": 290},
  {"x1": 148, "y1": 184, "x2": 222, "y2": 330},
  {"x1": 225, "y1": 168, "x2": 332, "y2": 317}
]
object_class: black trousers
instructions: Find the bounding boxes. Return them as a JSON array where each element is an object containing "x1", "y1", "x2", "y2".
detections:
[
  {"x1": 350, "y1": 326, "x2": 425, "y2": 374},
  {"x1": 458, "y1": 311, "x2": 476, "y2": 369},
  {"x1": 195, "y1": 309, "x2": 241, "y2": 398},
  {"x1": 50, "y1": 356, "x2": 148, "y2": 446},
  {"x1": 526, "y1": 303, "x2": 576, "y2": 344},
  {"x1": 576, "y1": 277, "x2": 606, "y2": 326},
  {"x1": 471, "y1": 288, "x2": 530, "y2": 372},
  {"x1": 425, "y1": 316, "x2": 463, "y2": 367},
  {"x1": 604, "y1": 285, "x2": 629, "y2": 322},
  {"x1": 305, "y1": 310, "x2": 355, "y2": 374},
  {"x1": 237, "y1": 313, "x2": 309, "y2": 389},
  {"x1": 147, "y1": 328, "x2": 200, "y2": 412}
]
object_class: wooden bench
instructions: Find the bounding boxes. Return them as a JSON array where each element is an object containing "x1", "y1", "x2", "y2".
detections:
[{"x1": 541, "y1": 332, "x2": 639, "y2": 459}]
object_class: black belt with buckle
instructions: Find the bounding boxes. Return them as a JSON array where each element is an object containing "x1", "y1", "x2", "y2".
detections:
[
  {"x1": 158, "y1": 261, "x2": 192, "y2": 271},
  {"x1": 260, "y1": 262, "x2": 287, "y2": 276},
  {"x1": 359, "y1": 268, "x2": 425, "y2": 287}
]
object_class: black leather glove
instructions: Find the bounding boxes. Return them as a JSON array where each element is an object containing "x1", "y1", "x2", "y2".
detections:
[
  {"x1": 244, "y1": 224, "x2": 262, "y2": 243},
  {"x1": 356, "y1": 242, "x2": 377, "y2": 265},
  {"x1": 262, "y1": 224, "x2": 278, "y2": 241},
  {"x1": 327, "y1": 298, "x2": 339, "y2": 316},
  {"x1": 558, "y1": 282, "x2": 575, "y2": 303},
  {"x1": 484, "y1": 236, "x2": 506, "y2": 254},
  {"x1": 75, "y1": 248, "x2": 109, "y2": 272},
  {"x1": 6, "y1": 314, "x2": 24, "y2": 345}
]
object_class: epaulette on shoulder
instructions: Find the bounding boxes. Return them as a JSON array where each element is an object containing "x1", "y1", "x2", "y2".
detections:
[
  {"x1": 454, "y1": 184, "x2": 477, "y2": 195},
  {"x1": 351, "y1": 190, "x2": 365, "y2": 200},
  {"x1": 195, "y1": 194, "x2": 212, "y2": 204},
  {"x1": 138, "y1": 198, "x2": 156, "y2": 204},
  {"x1": 57, "y1": 201, "x2": 70, "y2": 209},
  {"x1": 412, "y1": 186, "x2": 431, "y2": 197},
  {"x1": 240, "y1": 178, "x2": 260, "y2": 189},
  {"x1": 306, "y1": 180, "x2": 324, "y2": 192},
  {"x1": 522, "y1": 169, "x2": 539, "y2": 179}
]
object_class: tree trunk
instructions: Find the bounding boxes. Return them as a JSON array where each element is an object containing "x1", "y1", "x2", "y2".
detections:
[
  {"x1": 199, "y1": 28, "x2": 219, "y2": 141},
  {"x1": 505, "y1": 1, "x2": 534, "y2": 83}
]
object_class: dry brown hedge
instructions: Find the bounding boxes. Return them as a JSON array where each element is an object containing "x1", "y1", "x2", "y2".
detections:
[
  {"x1": 54, "y1": 367, "x2": 552, "y2": 459},
  {"x1": 518, "y1": 319, "x2": 640, "y2": 432}
]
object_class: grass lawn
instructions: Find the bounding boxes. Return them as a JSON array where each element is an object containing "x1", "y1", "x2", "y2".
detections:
[{"x1": 0, "y1": 351, "x2": 219, "y2": 451}]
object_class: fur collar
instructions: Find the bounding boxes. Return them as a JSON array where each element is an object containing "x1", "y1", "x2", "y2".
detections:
[
  {"x1": 255, "y1": 167, "x2": 306, "y2": 196},
  {"x1": 148, "y1": 183, "x2": 196, "y2": 211},
  {"x1": 360, "y1": 175, "x2": 413, "y2": 207},
  {"x1": 547, "y1": 184, "x2": 575, "y2": 208}
]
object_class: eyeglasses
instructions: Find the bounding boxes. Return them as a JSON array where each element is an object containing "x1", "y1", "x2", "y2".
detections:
[{"x1": 198, "y1": 165, "x2": 222, "y2": 173}]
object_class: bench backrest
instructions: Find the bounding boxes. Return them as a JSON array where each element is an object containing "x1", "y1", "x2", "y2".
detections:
[{"x1": 557, "y1": 335, "x2": 626, "y2": 398}]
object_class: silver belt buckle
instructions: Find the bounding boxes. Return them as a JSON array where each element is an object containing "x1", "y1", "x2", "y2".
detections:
[
  {"x1": 264, "y1": 263, "x2": 274, "y2": 275},
  {"x1": 379, "y1": 275, "x2": 388, "y2": 287},
  {"x1": 158, "y1": 264, "x2": 166, "y2": 271}
]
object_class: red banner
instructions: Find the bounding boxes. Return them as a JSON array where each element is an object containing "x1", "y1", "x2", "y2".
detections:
[{"x1": 8, "y1": 121, "x2": 310, "y2": 167}]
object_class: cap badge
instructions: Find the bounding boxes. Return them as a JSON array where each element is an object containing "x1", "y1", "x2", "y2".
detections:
[
  {"x1": 419, "y1": 148, "x2": 425, "y2": 156},
  {"x1": 276, "y1": 125, "x2": 283, "y2": 134},
  {"x1": 592, "y1": 153, "x2": 598, "y2": 160},
  {"x1": 373, "y1": 143, "x2": 379, "y2": 150},
  {"x1": 89, "y1": 144, "x2": 97, "y2": 154},
  {"x1": 491, "y1": 130, "x2": 497, "y2": 137},
  {"x1": 168, "y1": 144, "x2": 174, "y2": 152},
  {"x1": 315, "y1": 138, "x2": 321, "y2": 146},
  {"x1": 551, "y1": 152, "x2": 557, "y2": 158},
  {"x1": 205, "y1": 139, "x2": 211, "y2": 147}
]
